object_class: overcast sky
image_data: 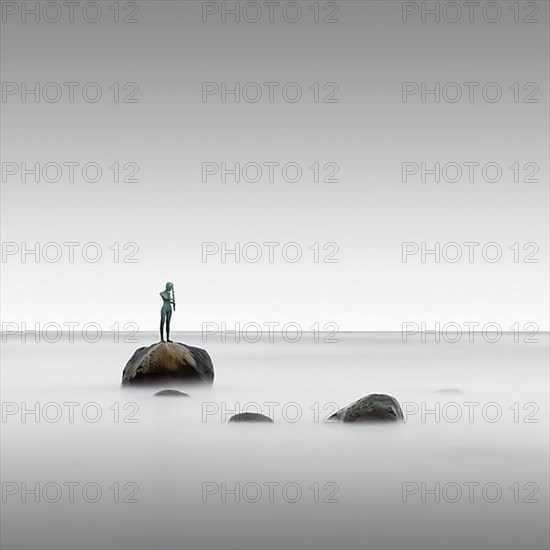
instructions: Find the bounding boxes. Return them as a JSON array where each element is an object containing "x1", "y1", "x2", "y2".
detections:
[{"x1": 1, "y1": 0, "x2": 548, "y2": 332}]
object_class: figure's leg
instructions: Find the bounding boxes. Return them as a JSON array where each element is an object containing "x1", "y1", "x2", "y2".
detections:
[
  {"x1": 166, "y1": 310, "x2": 172, "y2": 342},
  {"x1": 160, "y1": 311, "x2": 166, "y2": 342}
]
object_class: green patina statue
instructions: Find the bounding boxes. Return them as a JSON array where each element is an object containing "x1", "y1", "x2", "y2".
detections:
[{"x1": 160, "y1": 282, "x2": 176, "y2": 342}]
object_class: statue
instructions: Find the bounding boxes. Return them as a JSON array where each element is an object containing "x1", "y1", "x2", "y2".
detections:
[{"x1": 160, "y1": 282, "x2": 176, "y2": 342}]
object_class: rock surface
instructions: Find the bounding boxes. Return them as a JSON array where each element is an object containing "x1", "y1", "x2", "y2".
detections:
[
  {"x1": 154, "y1": 389, "x2": 190, "y2": 397},
  {"x1": 329, "y1": 394, "x2": 404, "y2": 423},
  {"x1": 229, "y1": 412, "x2": 274, "y2": 423},
  {"x1": 121, "y1": 342, "x2": 214, "y2": 387}
]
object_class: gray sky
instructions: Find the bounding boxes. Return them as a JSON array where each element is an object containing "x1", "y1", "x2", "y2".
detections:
[{"x1": 1, "y1": 0, "x2": 548, "y2": 331}]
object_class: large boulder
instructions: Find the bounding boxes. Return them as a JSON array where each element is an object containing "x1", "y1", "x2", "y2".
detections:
[
  {"x1": 329, "y1": 394, "x2": 403, "y2": 423},
  {"x1": 121, "y1": 342, "x2": 214, "y2": 387}
]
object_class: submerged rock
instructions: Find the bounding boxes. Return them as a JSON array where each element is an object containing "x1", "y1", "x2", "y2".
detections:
[
  {"x1": 121, "y1": 342, "x2": 214, "y2": 387},
  {"x1": 229, "y1": 412, "x2": 274, "y2": 423},
  {"x1": 329, "y1": 394, "x2": 404, "y2": 423},
  {"x1": 154, "y1": 389, "x2": 189, "y2": 397}
]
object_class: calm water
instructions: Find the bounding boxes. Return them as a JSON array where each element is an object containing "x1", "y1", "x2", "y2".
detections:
[{"x1": 1, "y1": 332, "x2": 548, "y2": 550}]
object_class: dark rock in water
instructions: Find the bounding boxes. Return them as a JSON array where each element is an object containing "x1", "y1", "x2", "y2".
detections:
[
  {"x1": 121, "y1": 342, "x2": 214, "y2": 387},
  {"x1": 154, "y1": 389, "x2": 189, "y2": 397},
  {"x1": 329, "y1": 394, "x2": 403, "y2": 423},
  {"x1": 229, "y1": 412, "x2": 274, "y2": 423}
]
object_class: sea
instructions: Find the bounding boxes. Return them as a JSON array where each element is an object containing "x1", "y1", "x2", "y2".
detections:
[{"x1": 1, "y1": 331, "x2": 548, "y2": 550}]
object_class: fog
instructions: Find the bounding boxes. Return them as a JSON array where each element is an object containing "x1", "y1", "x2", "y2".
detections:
[{"x1": 1, "y1": 332, "x2": 548, "y2": 549}]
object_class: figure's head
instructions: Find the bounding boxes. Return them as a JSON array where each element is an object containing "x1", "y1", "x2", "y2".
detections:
[{"x1": 165, "y1": 282, "x2": 173, "y2": 291}]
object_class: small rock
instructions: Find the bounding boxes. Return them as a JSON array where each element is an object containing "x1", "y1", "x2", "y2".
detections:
[
  {"x1": 154, "y1": 389, "x2": 189, "y2": 397},
  {"x1": 329, "y1": 394, "x2": 404, "y2": 423},
  {"x1": 229, "y1": 413, "x2": 274, "y2": 423}
]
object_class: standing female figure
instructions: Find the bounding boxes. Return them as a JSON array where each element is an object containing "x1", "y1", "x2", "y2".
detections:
[{"x1": 160, "y1": 282, "x2": 175, "y2": 342}]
